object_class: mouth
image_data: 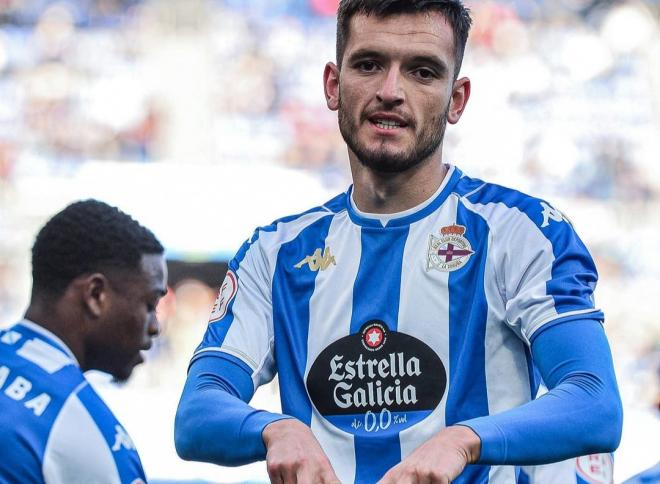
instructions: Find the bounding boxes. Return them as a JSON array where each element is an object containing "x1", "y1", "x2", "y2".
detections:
[{"x1": 368, "y1": 114, "x2": 409, "y2": 132}]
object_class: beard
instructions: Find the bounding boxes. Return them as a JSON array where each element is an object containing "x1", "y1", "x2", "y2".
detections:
[{"x1": 338, "y1": 96, "x2": 449, "y2": 174}]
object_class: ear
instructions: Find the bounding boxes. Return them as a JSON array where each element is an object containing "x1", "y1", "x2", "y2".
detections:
[
  {"x1": 79, "y1": 273, "x2": 110, "y2": 318},
  {"x1": 324, "y1": 62, "x2": 340, "y2": 111},
  {"x1": 447, "y1": 76, "x2": 471, "y2": 125}
]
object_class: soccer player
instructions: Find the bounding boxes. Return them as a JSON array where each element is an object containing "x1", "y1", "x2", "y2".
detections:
[
  {"x1": 175, "y1": 1, "x2": 623, "y2": 482},
  {"x1": 0, "y1": 200, "x2": 167, "y2": 483}
]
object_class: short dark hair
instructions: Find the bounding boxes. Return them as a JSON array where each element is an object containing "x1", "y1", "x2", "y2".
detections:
[
  {"x1": 336, "y1": 0, "x2": 472, "y2": 79},
  {"x1": 31, "y1": 199, "x2": 164, "y2": 298}
]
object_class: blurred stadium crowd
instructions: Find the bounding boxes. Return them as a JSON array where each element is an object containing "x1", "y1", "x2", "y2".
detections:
[{"x1": 0, "y1": 0, "x2": 659, "y2": 481}]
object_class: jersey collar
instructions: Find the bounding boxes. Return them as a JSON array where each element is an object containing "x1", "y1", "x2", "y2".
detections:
[
  {"x1": 14, "y1": 319, "x2": 79, "y2": 366},
  {"x1": 346, "y1": 165, "x2": 462, "y2": 228}
]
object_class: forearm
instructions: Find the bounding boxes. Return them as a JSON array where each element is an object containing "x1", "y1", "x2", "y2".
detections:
[
  {"x1": 461, "y1": 319, "x2": 622, "y2": 465},
  {"x1": 174, "y1": 354, "x2": 289, "y2": 466}
]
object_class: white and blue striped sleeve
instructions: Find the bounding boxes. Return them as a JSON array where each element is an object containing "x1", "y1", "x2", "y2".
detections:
[{"x1": 495, "y1": 197, "x2": 604, "y2": 342}]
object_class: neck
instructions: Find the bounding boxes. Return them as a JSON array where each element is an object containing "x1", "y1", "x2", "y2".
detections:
[
  {"x1": 24, "y1": 296, "x2": 85, "y2": 367},
  {"x1": 350, "y1": 154, "x2": 448, "y2": 214}
]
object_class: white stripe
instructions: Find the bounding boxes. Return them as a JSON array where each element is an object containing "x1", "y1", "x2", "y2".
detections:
[
  {"x1": 488, "y1": 465, "x2": 518, "y2": 483},
  {"x1": 480, "y1": 228, "x2": 532, "y2": 415},
  {"x1": 19, "y1": 320, "x2": 78, "y2": 363},
  {"x1": 220, "y1": 210, "x2": 333, "y2": 387},
  {"x1": 305, "y1": 211, "x2": 361, "y2": 482},
  {"x1": 521, "y1": 460, "x2": 578, "y2": 484},
  {"x1": 397, "y1": 195, "x2": 458, "y2": 459},
  {"x1": 17, "y1": 339, "x2": 74, "y2": 374},
  {"x1": 461, "y1": 200, "x2": 557, "y2": 343},
  {"x1": 43, "y1": 394, "x2": 121, "y2": 484}
]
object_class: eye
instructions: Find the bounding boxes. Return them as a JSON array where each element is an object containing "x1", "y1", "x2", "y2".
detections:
[
  {"x1": 357, "y1": 60, "x2": 379, "y2": 72},
  {"x1": 413, "y1": 68, "x2": 437, "y2": 81}
]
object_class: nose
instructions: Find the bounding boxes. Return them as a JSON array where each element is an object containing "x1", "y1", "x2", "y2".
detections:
[
  {"x1": 147, "y1": 313, "x2": 161, "y2": 338},
  {"x1": 376, "y1": 67, "x2": 404, "y2": 106}
]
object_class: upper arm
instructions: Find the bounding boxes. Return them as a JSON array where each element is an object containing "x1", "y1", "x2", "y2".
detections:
[
  {"x1": 497, "y1": 198, "x2": 603, "y2": 342},
  {"x1": 192, "y1": 235, "x2": 276, "y2": 387}
]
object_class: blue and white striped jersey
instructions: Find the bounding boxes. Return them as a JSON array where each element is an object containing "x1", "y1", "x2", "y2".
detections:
[
  {"x1": 0, "y1": 320, "x2": 146, "y2": 484},
  {"x1": 193, "y1": 165, "x2": 603, "y2": 483},
  {"x1": 520, "y1": 454, "x2": 614, "y2": 484}
]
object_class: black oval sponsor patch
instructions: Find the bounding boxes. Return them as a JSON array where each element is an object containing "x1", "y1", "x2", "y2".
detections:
[{"x1": 306, "y1": 321, "x2": 446, "y2": 435}]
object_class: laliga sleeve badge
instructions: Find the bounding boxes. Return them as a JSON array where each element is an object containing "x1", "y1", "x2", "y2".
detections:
[
  {"x1": 576, "y1": 454, "x2": 613, "y2": 484},
  {"x1": 209, "y1": 270, "x2": 237, "y2": 324},
  {"x1": 427, "y1": 224, "x2": 474, "y2": 272}
]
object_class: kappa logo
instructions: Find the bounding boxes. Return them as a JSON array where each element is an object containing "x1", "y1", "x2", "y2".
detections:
[
  {"x1": 427, "y1": 224, "x2": 474, "y2": 272},
  {"x1": 294, "y1": 247, "x2": 336, "y2": 272},
  {"x1": 111, "y1": 425, "x2": 136, "y2": 452},
  {"x1": 540, "y1": 201, "x2": 568, "y2": 228}
]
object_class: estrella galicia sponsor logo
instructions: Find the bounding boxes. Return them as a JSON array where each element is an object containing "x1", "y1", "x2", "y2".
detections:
[{"x1": 306, "y1": 321, "x2": 446, "y2": 436}]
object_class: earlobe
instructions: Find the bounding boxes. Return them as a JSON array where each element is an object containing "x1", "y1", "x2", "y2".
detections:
[
  {"x1": 447, "y1": 77, "x2": 471, "y2": 124},
  {"x1": 324, "y1": 62, "x2": 340, "y2": 111}
]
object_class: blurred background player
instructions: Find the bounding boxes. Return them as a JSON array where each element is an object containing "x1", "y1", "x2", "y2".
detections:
[{"x1": 0, "y1": 200, "x2": 167, "y2": 483}]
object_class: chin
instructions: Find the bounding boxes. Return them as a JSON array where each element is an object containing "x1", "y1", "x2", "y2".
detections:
[{"x1": 110, "y1": 368, "x2": 134, "y2": 384}]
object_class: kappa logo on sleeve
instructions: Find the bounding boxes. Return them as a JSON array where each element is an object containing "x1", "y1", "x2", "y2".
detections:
[
  {"x1": 209, "y1": 270, "x2": 238, "y2": 324},
  {"x1": 111, "y1": 425, "x2": 136, "y2": 452},
  {"x1": 540, "y1": 201, "x2": 569, "y2": 228}
]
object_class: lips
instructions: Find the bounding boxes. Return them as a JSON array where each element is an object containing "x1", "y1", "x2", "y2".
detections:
[{"x1": 367, "y1": 112, "x2": 410, "y2": 131}]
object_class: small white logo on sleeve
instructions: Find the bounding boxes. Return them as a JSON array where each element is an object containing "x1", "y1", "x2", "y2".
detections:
[
  {"x1": 540, "y1": 201, "x2": 567, "y2": 228},
  {"x1": 112, "y1": 425, "x2": 136, "y2": 452},
  {"x1": 209, "y1": 270, "x2": 238, "y2": 323}
]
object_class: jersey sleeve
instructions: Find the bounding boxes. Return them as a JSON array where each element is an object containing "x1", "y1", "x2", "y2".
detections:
[
  {"x1": 462, "y1": 318, "x2": 622, "y2": 464},
  {"x1": 499, "y1": 200, "x2": 604, "y2": 343},
  {"x1": 43, "y1": 385, "x2": 145, "y2": 484},
  {"x1": 191, "y1": 231, "x2": 277, "y2": 388}
]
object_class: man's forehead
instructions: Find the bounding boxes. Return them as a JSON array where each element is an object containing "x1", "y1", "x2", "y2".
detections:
[
  {"x1": 139, "y1": 253, "x2": 167, "y2": 291},
  {"x1": 348, "y1": 11, "x2": 454, "y2": 44}
]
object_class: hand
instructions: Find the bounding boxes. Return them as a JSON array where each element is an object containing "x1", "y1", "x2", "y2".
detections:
[
  {"x1": 262, "y1": 418, "x2": 341, "y2": 484},
  {"x1": 377, "y1": 425, "x2": 481, "y2": 484}
]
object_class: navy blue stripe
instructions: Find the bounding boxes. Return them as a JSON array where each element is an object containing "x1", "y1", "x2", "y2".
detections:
[
  {"x1": 350, "y1": 226, "x2": 408, "y2": 483},
  {"x1": 446, "y1": 203, "x2": 492, "y2": 483},
  {"x1": 76, "y1": 385, "x2": 146, "y2": 481},
  {"x1": 271, "y1": 215, "x2": 335, "y2": 424}
]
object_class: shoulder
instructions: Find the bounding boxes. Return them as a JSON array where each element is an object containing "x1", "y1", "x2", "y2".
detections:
[
  {"x1": 0, "y1": 325, "x2": 88, "y2": 479},
  {"x1": 452, "y1": 172, "x2": 574, "y2": 240},
  {"x1": 42, "y1": 383, "x2": 145, "y2": 483},
  {"x1": 233, "y1": 192, "x2": 348, "y2": 264}
]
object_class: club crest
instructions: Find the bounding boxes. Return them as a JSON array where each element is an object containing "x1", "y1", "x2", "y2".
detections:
[{"x1": 427, "y1": 224, "x2": 474, "y2": 272}]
